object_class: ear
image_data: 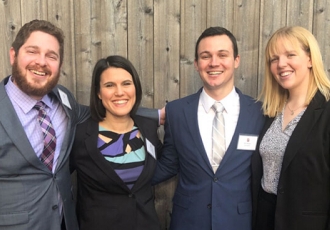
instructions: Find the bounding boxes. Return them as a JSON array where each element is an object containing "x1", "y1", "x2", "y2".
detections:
[
  {"x1": 234, "y1": 55, "x2": 240, "y2": 69},
  {"x1": 9, "y1": 47, "x2": 16, "y2": 65},
  {"x1": 194, "y1": 59, "x2": 199, "y2": 71},
  {"x1": 308, "y1": 56, "x2": 312, "y2": 69}
]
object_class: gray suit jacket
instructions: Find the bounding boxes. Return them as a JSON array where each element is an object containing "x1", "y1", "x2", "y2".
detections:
[{"x1": 0, "y1": 76, "x2": 89, "y2": 230}]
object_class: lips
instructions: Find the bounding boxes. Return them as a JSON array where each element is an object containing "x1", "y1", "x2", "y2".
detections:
[
  {"x1": 113, "y1": 99, "x2": 128, "y2": 105},
  {"x1": 208, "y1": 71, "x2": 223, "y2": 75},
  {"x1": 279, "y1": 71, "x2": 293, "y2": 77},
  {"x1": 30, "y1": 69, "x2": 47, "y2": 76}
]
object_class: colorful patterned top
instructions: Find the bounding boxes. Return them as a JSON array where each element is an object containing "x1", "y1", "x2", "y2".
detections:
[{"x1": 98, "y1": 125, "x2": 146, "y2": 189}]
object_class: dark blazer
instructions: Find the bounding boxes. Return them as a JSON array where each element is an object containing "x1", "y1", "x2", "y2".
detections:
[
  {"x1": 252, "y1": 91, "x2": 330, "y2": 230},
  {"x1": 152, "y1": 88, "x2": 265, "y2": 230},
  {"x1": 70, "y1": 116, "x2": 162, "y2": 230},
  {"x1": 0, "y1": 76, "x2": 89, "y2": 230}
]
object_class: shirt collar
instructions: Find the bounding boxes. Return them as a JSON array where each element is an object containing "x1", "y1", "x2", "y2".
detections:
[
  {"x1": 200, "y1": 87, "x2": 238, "y2": 114},
  {"x1": 6, "y1": 75, "x2": 54, "y2": 113}
]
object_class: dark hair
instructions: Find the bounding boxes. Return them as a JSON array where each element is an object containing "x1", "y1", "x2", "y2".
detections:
[
  {"x1": 194, "y1": 27, "x2": 238, "y2": 60},
  {"x1": 12, "y1": 19, "x2": 65, "y2": 66},
  {"x1": 90, "y1": 55, "x2": 142, "y2": 121}
]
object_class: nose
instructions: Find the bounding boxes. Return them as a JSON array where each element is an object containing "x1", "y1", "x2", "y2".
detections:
[
  {"x1": 277, "y1": 56, "x2": 287, "y2": 68},
  {"x1": 35, "y1": 55, "x2": 47, "y2": 66},
  {"x1": 115, "y1": 86, "x2": 124, "y2": 96},
  {"x1": 209, "y1": 56, "x2": 220, "y2": 67}
]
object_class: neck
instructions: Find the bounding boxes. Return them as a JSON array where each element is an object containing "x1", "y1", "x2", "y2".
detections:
[
  {"x1": 204, "y1": 86, "x2": 234, "y2": 101},
  {"x1": 100, "y1": 115, "x2": 133, "y2": 133}
]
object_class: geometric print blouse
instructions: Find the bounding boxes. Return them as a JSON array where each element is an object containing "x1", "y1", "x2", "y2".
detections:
[{"x1": 97, "y1": 125, "x2": 146, "y2": 190}]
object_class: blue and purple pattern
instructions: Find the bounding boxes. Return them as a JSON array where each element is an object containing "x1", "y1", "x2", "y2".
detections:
[{"x1": 98, "y1": 125, "x2": 145, "y2": 189}]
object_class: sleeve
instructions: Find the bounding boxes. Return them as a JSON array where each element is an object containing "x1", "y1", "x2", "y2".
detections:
[
  {"x1": 152, "y1": 105, "x2": 180, "y2": 185},
  {"x1": 136, "y1": 107, "x2": 159, "y2": 124}
]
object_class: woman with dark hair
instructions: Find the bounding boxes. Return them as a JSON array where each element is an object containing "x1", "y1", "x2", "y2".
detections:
[{"x1": 70, "y1": 55, "x2": 162, "y2": 230}]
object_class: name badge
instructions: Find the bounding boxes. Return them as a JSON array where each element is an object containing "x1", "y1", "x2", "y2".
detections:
[
  {"x1": 237, "y1": 134, "x2": 258, "y2": 150},
  {"x1": 146, "y1": 139, "x2": 156, "y2": 159},
  {"x1": 58, "y1": 89, "x2": 72, "y2": 109}
]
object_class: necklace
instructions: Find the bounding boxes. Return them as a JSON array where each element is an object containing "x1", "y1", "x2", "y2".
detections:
[{"x1": 286, "y1": 102, "x2": 305, "y2": 115}]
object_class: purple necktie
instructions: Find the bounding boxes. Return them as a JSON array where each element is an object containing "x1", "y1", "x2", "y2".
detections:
[{"x1": 34, "y1": 101, "x2": 56, "y2": 171}]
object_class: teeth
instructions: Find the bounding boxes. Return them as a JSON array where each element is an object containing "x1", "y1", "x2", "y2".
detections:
[
  {"x1": 209, "y1": 71, "x2": 223, "y2": 75},
  {"x1": 280, "y1": 71, "x2": 291, "y2": 77},
  {"x1": 31, "y1": 70, "x2": 46, "y2": 76},
  {"x1": 113, "y1": 100, "x2": 128, "y2": 105}
]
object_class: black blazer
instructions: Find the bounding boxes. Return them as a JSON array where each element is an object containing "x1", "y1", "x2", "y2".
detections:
[
  {"x1": 252, "y1": 91, "x2": 330, "y2": 230},
  {"x1": 70, "y1": 116, "x2": 162, "y2": 230}
]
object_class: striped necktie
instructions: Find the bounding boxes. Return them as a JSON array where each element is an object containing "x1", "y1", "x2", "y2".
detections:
[
  {"x1": 34, "y1": 101, "x2": 56, "y2": 171},
  {"x1": 211, "y1": 102, "x2": 226, "y2": 173}
]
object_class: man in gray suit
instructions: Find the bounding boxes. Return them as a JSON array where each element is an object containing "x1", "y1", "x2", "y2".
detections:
[
  {"x1": 0, "y1": 19, "x2": 88, "y2": 230},
  {"x1": 0, "y1": 19, "x2": 160, "y2": 230}
]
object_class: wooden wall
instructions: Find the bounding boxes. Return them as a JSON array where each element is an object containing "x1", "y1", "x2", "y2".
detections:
[{"x1": 1, "y1": 0, "x2": 329, "y2": 229}]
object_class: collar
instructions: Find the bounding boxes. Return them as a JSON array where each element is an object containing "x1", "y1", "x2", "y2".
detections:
[
  {"x1": 5, "y1": 75, "x2": 55, "y2": 113},
  {"x1": 200, "y1": 87, "x2": 238, "y2": 114}
]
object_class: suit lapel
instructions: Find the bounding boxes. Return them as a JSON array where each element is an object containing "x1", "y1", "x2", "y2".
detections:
[
  {"x1": 0, "y1": 77, "x2": 48, "y2": 172},
  {"x1": 281, "y1": 91, "x2": 324, "y2": 174},
  {"x1": 217, "y1": 89, "x2": 253, "y2": 169},
  {"x1": 130, "y1": 118, "x2": 157, "y2": 192},
  {"x1": 84, "y1": 119, "x2": 131, "y2": 192},
  {"x1": 183, "y1": 89, "x2": 214, "y2": 173},
  {"x1": 50, "y1": 87, "x2": 73, "y2": 172}
]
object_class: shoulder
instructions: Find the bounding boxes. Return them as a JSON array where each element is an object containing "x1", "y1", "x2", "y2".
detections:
[
  {"x1": 236, "y1": 88, "x2": 262, "y2": 109},
  {"x1": 133, "y1": 115, "x2": 158, "y2": 128},
  {"x1": 166, "y1": 90, "x2": 201, "y2": 109},
  {"x1": 76, "y1": 117, "x2": 97, "y2": 132},
  {"x1": 53, "y1": 84, "x2": 76, "y2": 99}
]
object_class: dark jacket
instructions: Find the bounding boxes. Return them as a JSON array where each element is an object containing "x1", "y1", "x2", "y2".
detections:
[
  {"x1": 252, "y1": 91, "x2": 330, "y2": 230},
  {"x1": 70, "y1": 116, "x2": 162, "y2": 230}
]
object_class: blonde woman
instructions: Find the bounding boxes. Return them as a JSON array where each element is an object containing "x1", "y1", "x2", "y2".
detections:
[{"x1": 252, "y1": 26, "x2": 330, "y2": 230}]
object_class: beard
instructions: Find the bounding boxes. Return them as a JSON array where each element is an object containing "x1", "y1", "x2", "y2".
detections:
[{"x1": 11, "y1": 58, "x2": 60, "y2": 98}]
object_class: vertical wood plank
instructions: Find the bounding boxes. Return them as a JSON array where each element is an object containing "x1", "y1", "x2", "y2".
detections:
[
  {"x1": 91, "y1": 0, "x2": 128, "y2": 64},
  {"x1": 20, "y1": 0, "x2": 47, "y2": 23},
  {"x1": 232, "y1": 0, "x2": 261, "y2": 98},
  {"x1": 74, "y1": 0, "x2": 93, "y2": 104},
  {"x1": 180, "y1": 0, "x2": 206, "y2": 98},
  {"x1": 128, "y1": 0, "x2": 154, "y2": 108},
  {"x1": 153, "y1": 0, "x2": 180, "y2": 228},
  {"x1": 207, "y1": 0, "x2": 234, "y2": 30},
  {"x1": 153, "y1": 0, "x2": 180, "y2": 106},
  {"x1": 313, "y1": 0, "x2": 330, "y2": 78},
  {"x1": 47, "y1": 0, "x2": 76, "y2": 94},
  {"x1": 0, "y1": 0, "x2": 21, "y2": 78},
  {"x1": 287, "y1": 0, "x2": 314, "y2": 29}
]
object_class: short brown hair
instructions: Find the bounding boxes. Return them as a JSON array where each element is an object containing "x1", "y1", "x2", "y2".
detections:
[{"x1": 12, "y1": 19, "x2": 65, "y2": 66}]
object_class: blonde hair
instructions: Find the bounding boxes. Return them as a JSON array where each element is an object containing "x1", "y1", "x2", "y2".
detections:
[{"x1": 258, "y1": 26, "x2": 330, "y2": 117}]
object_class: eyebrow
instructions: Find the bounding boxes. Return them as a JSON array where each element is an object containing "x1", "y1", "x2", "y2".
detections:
[
  {"x1": 24, "y1": 45, "x2": 59, "y2": 57},
  {"x1": 199, "y1": 50, "x2": 230, "y2": 55}
]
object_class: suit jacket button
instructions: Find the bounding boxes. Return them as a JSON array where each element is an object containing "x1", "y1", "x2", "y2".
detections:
[
  {"x1": 128, "y1": 194, "x2": 133, "y2": 198},
  {"x1": 52, "y1": 205, "x2": 58, "y2": 210},
  {"x1": 207, "y1": 204, "x2": 212, "y2": 209},
  {"x1": 213, "y1": 177, "x2": 218, "y2": 182}
]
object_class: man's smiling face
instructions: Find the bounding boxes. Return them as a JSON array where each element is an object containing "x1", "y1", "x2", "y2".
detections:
[{"x1": 10, "y1": 31, "x2": 61, "y2": 100}]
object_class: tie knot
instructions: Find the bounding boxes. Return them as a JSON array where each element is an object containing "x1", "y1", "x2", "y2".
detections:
[
  {"x1": 213, "y1": 102, "x2": 224, "y2": 113},
  {"x1": 34, "y1": 101, "x2": 46, "y2": 111}
]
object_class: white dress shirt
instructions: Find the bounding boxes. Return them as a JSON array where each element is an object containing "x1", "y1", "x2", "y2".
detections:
[{"x1": 198, "y1": 87, "x2": 240, "y2": 164}]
